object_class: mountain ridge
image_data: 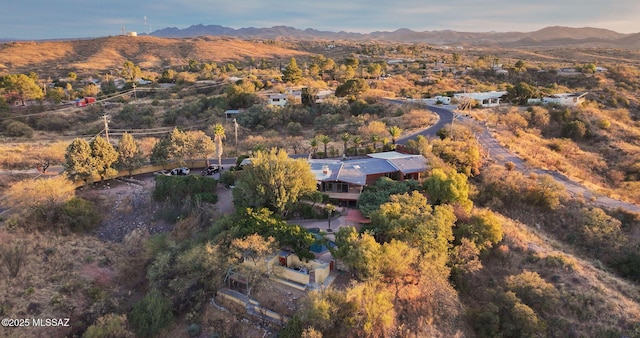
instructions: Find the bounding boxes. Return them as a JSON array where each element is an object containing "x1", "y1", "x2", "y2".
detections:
[{"x1": 147, "y1": 24, "x2": 640, "y2": 48}]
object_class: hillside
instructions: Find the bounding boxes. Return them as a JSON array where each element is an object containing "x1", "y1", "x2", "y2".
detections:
[{"x1": 0, "y1": 35, "x2": 308, "y2": 77}]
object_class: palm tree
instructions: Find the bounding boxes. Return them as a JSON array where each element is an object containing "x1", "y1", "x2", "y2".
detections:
[
  {"x1": 310, "y1": 138, "x2": 319, "y2": 158},
  {"x1": 353, "y1": 136, "x2": 363, "y2": 156},
  {"x1": 340, "y1": 132, "x2": 351, "y2": 156},
  {"x1": 387, "y1": 126, "x2": 403, "y2": 149},
  {"x1": 209, "y1": 123, "x2": 226, "y2": 169},
  {"x1": 370, "y1": 134, "x2": 381, "y2": 152},
  {"x1": 326, "y1": 203, "x2": 337, "y2": 232},
  {"x1": 319, "y1": 134, "x2": 331, "y2": 158}
]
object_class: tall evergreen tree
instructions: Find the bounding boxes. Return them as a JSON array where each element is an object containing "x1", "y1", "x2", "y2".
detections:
[
  {"x1": 65, "y1": 138, "x2": 96, "y2": 182},
  {"x1": 282, "y1": 58, "x2": 303, "y2": 84},
  {"x1": 116, "y1": 132, "x2": 145, "y2": 177},
  {"x1": 91, "y1": 136, "x2": 118, "y2": 182}
]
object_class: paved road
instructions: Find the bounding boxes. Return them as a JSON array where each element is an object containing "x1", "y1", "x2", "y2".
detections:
[
  {"x1": 396, "y1": 103, "x2": 454, "y2": 145},
  {"x1": 385, "y1": 100, "x2": 640, "y2": 214}
]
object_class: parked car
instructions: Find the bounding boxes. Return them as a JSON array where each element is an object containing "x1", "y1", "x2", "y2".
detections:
[
  {"x1": 201, "y1": 165, "x2": 221, "y2": 176},
  {"x1": 170, "y1": 167, "x2": 190, "y2": 176},
  {"x1": 153, "y1": 170, "x2": 171, "y2": 176}
]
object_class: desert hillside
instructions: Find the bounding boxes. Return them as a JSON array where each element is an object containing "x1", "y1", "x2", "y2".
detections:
[{"x1": 0, "y1": 35, "x2": 308, "y2": 77}]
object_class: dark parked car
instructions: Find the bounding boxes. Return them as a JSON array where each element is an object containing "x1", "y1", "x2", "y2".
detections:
[{"x1": 201, "y1": 165, "x2": 221, "y2": 175}]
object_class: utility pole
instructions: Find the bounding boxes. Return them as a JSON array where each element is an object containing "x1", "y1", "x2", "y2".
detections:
[
  {"x1": 132, "y1": 83, "x2": 137, "y2": 99},
  {"x1": 233, "y1": 118, "x2": 239, "y2": 158},
  {"x1": 102, "y1": 114, "x2": 110, "y2": 144}
]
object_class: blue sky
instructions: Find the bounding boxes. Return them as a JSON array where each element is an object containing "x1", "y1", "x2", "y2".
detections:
[{"x1": 2, "y1": 0, "x2": 638, "y2": 40}]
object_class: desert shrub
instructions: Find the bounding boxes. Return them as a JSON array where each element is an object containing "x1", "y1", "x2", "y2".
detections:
[
  {"x1": 597, "y1": 118, "x2": 611, "y2": 130},
  {"x1": 56, "y1": 197, "x2": 101, "y2": 232},
  {"x1": 194, "y1": 192, "x2": 218, "y2": 204},
  {"x1": 527, "y1": 106, "x2": 551, "y2": 128},
  {"x1": 0, "y1": 241, "x2": 27, "y2": 279},
  {"x1": 33, "y1": 114, "x2": 71, "y2": 132},
  {"x1": 115, "y1": 105, "x2": 156, "y2": 129},
  {"x1": 577, "y1": 207, "x2": 624, "y2": 258},
  {"x1": 187, "y1": 323, "x2": 201, "y2": 337},
  {"x1": 3, "y1": 120, "x2": 34, "y2": 138},
  {"x1": 431, "y1": 135, "x2": 482, "y2": 177},
  {"x1": 562, "y1": 120, "x2": 589, "y2": 140},
  {"x1": 469, "y1": 291, "x2": 547, "y2": 338},
  {"x1": 153, "y1": 175, "x2": 217, "y2": 204},
  {"x1": 358, "y1": 177, "x2": 421, "y2": 216},
  {"x1": 455, "y1": 209, "x2": 503, "y2": 252},
  {"x1": 129, "y1": 289, "x2": 174, "y2": 337},
  {"x1": 84, "y1": 313, "x2": 134, "y2": 338},
  {"x1": 506, "y1": 271, "x2": 560, "y2": 314},
  {"x1": 504, "y1": 161, "x2": 516, "y2": 171},
  {"x1": 612, "y1": 252, "x2": 640, "y2": 281}
]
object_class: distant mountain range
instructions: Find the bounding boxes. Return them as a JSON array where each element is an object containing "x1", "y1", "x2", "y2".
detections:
[{"x1": 148, "y1": 25, "x2": 640, "y2": 48}]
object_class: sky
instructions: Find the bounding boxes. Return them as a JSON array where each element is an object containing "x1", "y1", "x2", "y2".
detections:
[{"x1": 2, "y1": 0, "x2": 639, "y2": 40}]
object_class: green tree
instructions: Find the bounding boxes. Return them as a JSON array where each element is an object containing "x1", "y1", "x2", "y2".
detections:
[
  {"x1": 309, "y1": 137, "x2": 318, "y2": 158},
  {"x1": 150, "y1": 137, "x2": 171, "y2": 169},
  {"x1": 340, "y1": 132, "x2": 351, "y2": 156},
  {"x1": 335, "y1": 78, "x2": 370, "y2": 101},
  {"x1": 232, "y1": 208, "x2": 315, "y2": 260},
  {"x1": 333, "y1": 227, "x2": 382, "y2": 279},
  {"x1": 387, "y1": 126, "x2": 402, "y2": 148},
  {"x1": 168, "y1": 128, "x2": 215, "y2": 167},
  {"x1": 318, "y1": 134, "x2": 331, "y2": 158},
  {"x1": 346, "y1": 281, "x2": 396, "y2": 338},
  {"x1": 423, "y1": 168, "x2": 473, "y2": 213},
  {"x1": 0, "y1": 73, "x2": 44, "y2": 105},
  {"x1": 129, "y1": 289, "x2": 174, "y2": 338},
  {"x1": 65, "y1": 138, "x2": 96, "y2": 182},
  {"x1": 209, "y1": 123, "x2": 226, "y2": 168},
  {"x1": 233, "y1": 148, "x2": 317, "y2": 216},
  {"x1": 514, "y1": 60, "x2": 526, "y2": 72},
  {"x1": 335, "y1": 78, "x2": 369, "y2": 101},
  {"x1": 352, "y1": 135, "x2": 363, "y2": 156},
  {"x1": 507, "y1": 82, "x2": 538, "y2": 105},
  {"x1": 282, "y1": 57, "x2": 303, "y2": 84},
  {"x1": 91, "y1": 136, "x2": 118, "y2": 182},
  {"x1": 368, "y1": 191, "x2": 456, "y2": 265},
  {"x1": 121, "y1": 60, "x2": 142, "y2": 82},
  {"x1": 116, "y1": 132, "x2": 145, "y2": 176}
]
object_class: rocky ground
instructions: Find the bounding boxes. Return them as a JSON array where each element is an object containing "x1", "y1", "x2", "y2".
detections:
[{"x1": 81, "y1": 175, "x2": 172, "y2": 242}]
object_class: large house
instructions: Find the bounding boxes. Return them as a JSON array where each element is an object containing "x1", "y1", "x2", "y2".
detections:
[{"x1": 309, "y1": 151, "x2": 428, "y2": 202}]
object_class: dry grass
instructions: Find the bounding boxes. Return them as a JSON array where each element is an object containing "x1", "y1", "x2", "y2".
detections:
[
  {"x1": 478, "y1": 212, "x2": 640, "y2": 335},
  {"x1": 0, "y1": 36, "x2": 309, "y2": 78},
  {"x1": 0, "y1": 228, "x2": 124, "y2": 338},
  {"x1": 487, "y1": 106, "x2": 640, "y2": 204}
]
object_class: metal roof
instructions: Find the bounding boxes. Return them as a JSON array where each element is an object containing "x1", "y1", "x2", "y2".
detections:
[{"x1": 308, "y1": 151, "x2": 428, "y2": 185}]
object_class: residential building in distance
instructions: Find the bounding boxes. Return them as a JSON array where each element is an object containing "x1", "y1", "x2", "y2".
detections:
[
  {"x1": 527, "y1": 92, "x2": 588, "y2": 107},
  {"x1": 454, "y1": 91, "x2": 508, "y2": 107}
]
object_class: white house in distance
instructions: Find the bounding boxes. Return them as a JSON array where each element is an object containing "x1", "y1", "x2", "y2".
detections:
[
  {"x1": 527, "y1": 92, "x2": 588, "y2": 107},
  {"x1": 267, "y1": 89, "x2": 334, "y2": 107},
  {"x1": 454, "y1": 91, "x2": 507, "y2": 107}
]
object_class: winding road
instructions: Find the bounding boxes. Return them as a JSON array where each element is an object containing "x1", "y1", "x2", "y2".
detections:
[{"x1": 392, "y1": 100, "x2": 640, "y2": 214}]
